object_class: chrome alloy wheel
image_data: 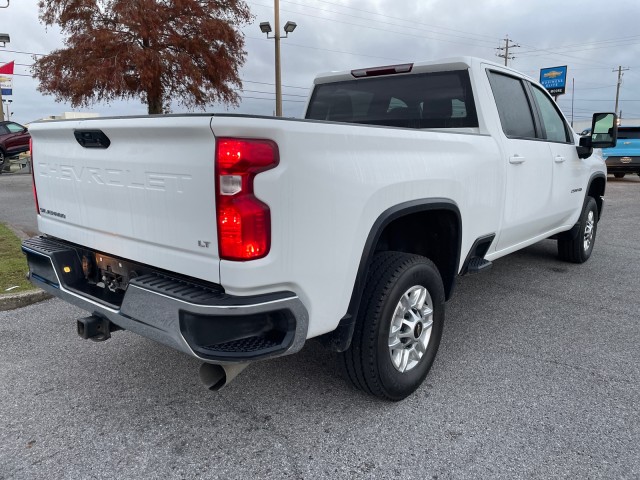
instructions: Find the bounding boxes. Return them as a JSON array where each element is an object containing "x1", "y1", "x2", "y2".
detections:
[
  {"x1": 388, "y1": 285, "x2": 434, "y2": 373},
  {"x1": 583, "y1": 210, "x2": 595, "y2": 252}
]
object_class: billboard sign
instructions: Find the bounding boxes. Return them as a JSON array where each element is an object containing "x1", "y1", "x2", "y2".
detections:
[
  {"x1": 0, "y1": 61, "x2": 13, "y2": 96},
  {"x1": 540, "y1": 65, "x2": 567, "y2": 96}
]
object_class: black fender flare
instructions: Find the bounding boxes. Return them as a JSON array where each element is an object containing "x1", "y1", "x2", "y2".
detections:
[
  {"x1": 586, "y1": 171, "x2": 606, "y2": 219},
  {"x1": 318, "y1": 198, "x2": 462, "y2": 352},
  {"x1": 557, "y1": 172, "x2": 606, "y2": 241}
]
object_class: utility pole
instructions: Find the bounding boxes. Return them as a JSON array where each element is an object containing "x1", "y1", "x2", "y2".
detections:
[
  {"x1": 496, "y1": 36, "x2": 520, "y2": 66},
  {"x1": 613, "y1": 66, "x2": 629, "y2": 117}
]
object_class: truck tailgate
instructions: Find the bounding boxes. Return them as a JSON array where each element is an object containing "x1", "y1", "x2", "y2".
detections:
[{"x1": 29, "y1": 115, "x2": 221, "y2": 284}]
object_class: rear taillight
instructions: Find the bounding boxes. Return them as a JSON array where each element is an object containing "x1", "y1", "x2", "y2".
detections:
[
  {"x1": 30, "y1": 137, "x2": 39, "y2": 215},
  {"x1": 215, "y1": 138, "x2": 279, "y2": 261}
]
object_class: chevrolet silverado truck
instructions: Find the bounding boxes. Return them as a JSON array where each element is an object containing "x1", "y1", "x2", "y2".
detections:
[{"x1": 22, "y1": 57, "x2": 617, "y2": 400}]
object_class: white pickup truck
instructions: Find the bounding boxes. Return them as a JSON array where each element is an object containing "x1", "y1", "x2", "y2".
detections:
[{"x1": 23, "y1": 57, "x2": 617, "y2": 400}]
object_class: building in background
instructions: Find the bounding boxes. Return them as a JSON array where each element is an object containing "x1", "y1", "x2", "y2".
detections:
[{"x1": 28, "y1": 112, "x2": 99, "y2": 124}]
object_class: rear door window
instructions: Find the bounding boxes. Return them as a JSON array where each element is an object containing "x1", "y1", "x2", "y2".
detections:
[
  {"x1": 487, "y1": 71, "x2": 537, "y2": 139},
  {"x1": 306, "y1": 70, "x2": 478, "y2": 129}
]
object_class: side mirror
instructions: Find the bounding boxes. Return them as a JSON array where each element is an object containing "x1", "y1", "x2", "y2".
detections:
[
  {"x1": 590, "y1": 112, "x2": 618, "y2": 148},
  {"x1": 577, "y1": 136, "x2": 593, "y2": 159},
  {"x1": 576, "y1": 112, "x2": 618, "y2": 159}
]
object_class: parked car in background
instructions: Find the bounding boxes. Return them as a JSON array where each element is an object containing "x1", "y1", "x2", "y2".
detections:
[
  {"x1": 0, "y1": 121, "x2": 31, "y2": 174},
  {"x1": 602, "y1": 126, "x2": 640, "y2": 178},
  {"x1": 579, "y1": 128, "x2": 591, "y2": 136}
]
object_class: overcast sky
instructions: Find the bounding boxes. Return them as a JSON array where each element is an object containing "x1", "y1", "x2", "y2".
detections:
[{"x1": 3, "y1": 0, "x2": 640, "y2": 128}]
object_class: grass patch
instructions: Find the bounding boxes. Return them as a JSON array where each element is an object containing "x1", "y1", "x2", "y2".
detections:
[{"x1": 0, "y1": 223, "x2": 36, "y2": 295}]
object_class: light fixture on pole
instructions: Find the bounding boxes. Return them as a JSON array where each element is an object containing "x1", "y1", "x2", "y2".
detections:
[
  {"x1": 259, "y1": 1, "x2": 296, "y2": 117},
  {"x1": 259, "y1": 22, "x2": 272, "y2": 34},
  {"x1": 0, "y1": 33, "x2": 9, "y2": 122}
]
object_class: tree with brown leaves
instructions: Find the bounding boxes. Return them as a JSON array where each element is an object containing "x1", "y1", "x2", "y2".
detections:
[{"x1": 33, "y1": 0, "x2": 253, "y2": 114}]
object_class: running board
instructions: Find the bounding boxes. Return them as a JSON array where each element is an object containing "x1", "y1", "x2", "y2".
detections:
[{"x1": 466, "y1": 257, "x2": 493, "y2": 274}]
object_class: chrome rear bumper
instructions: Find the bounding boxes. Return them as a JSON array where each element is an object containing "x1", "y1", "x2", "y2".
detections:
[{"x1": 22, "y1": 236, "x2": 309, "y2": 364}]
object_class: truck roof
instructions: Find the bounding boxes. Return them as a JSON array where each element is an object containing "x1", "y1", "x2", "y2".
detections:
[{"x1": 312, "y1": 56, "x2": 535, "y2": 85}]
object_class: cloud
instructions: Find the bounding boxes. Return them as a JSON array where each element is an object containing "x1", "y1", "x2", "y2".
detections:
[{"x1": 2, "y1": 0, "x2": 640, "y2": 127}]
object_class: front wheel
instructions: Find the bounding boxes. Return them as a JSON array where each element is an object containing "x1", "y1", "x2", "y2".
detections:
[
  {"x1": 340, "y1": 252, "x2": 445, "y2": 401},
  {"x1": 613, "y1": 173, "x2": 625, "y2": 179},
  {"x1": 558, "y1": 196, "x2": 598, "y2": 263}
]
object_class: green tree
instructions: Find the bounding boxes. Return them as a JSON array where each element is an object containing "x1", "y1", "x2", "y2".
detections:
[{"x1": 33, "y1": 0, "x2": 252, "y2": 114}]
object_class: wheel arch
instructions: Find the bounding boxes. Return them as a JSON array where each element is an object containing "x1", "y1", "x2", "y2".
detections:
[
  {"x1": 317, "y1": 198, "x2": 462, "y2": 352},
  {"x1": 586, "y1": 172, "x2": 606, "y2": 220}
]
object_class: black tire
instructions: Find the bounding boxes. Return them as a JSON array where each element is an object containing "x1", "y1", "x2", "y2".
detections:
[
  {"x1": 340, "y1": 252, "x2": 445, "y2": 401},
  {"x1": 558, "y1": 196, "x2": 598, "y2": 263},
  {"x1": 0, "y1": 149, "x2": 5, "y2": 174},
  {"x1": 613, "y1": 173, "x2": 625, "y2": 179}
]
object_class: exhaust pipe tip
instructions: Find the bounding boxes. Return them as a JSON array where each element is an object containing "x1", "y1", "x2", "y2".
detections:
[{"x1": 199, "y1": 362, "x2": 249, "y2": 391}]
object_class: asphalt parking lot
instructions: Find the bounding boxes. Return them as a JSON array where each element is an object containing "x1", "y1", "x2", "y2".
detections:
[{"x1": 1, "y1": 174, "x2": 639, "y2": 479}]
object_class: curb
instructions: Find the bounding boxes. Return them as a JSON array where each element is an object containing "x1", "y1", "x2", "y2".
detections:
[
  {"x1": 0, "y1": 289, "x2": 52, "y2": 312},
  {"x1": 0, "y1": 225, "x2": 49, "y2": 311}
]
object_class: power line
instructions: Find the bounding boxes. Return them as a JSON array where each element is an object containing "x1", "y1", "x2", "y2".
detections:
[
  {"x1": 516, "y1": 42, "x2": 610, "y2": 68},
  {"x1": 246, "y1": 34, "x2": 403, "y2": 62},
  {"x1": 0, "y1": 58, "x2": 311, "y2": 91},
  {"x1": 239, "y1": 95, "x2": 305, "y2": 103},
  {"x1": 240, "y1": 88, "x2": 307, "y2": 98},
  {"x1": 286, "y1": 0, "x2": 500, "y2": 42},
  {"x1": 518, "y1": 35, "x2": 640, "y2": 55},
  {"x1": 271, "y1": 0, "x2": 499, "y2": 46},
  {"x1": 0, "y1": 48, "x2": 45, "y2": 56},
  {"x1": 243, "y1": 79, "x2": 308, "y2": 90},
  {"x1": 250, "y1": 1, "x2": 498, "y2": 50}
]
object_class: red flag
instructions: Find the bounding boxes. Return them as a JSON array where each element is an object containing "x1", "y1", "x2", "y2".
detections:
[{"x1": 0, "y1": 61, "x2": 14, "y2": 75}]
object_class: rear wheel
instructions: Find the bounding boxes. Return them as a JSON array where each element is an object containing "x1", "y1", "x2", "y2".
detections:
[
  {"x1": 0, "y1": 149, "x2": 5, "y2": 174},
  {"x1": 340, "y1": 252, "x2": 445, "y2": 401},
  {"x1": 613, "y1": 173, "x2": 625, "y2": 179},
  {"x1": 558, "y1": 196, "x2": 598, "y2": 263}
]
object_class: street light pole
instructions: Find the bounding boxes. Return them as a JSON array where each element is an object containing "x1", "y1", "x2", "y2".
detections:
[
  {"x1": 274, "y1": 0, "x2": 282, "y2": 117},
  {"x1": 0, "y1": 33, "x2": 9, "y2": 122},
  {"x1": 259, "y1": 8, "x2": 296, "y2": 117}
]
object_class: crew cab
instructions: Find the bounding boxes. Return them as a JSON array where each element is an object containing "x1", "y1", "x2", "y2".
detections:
[{"x1": 22, "y1": 57, "x2": 617, "y2": 400}]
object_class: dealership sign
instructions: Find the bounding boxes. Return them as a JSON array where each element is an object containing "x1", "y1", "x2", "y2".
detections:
[
  {"x1": 540, "y1": 65, "x2": 567, "y2": 96},
  {"x1": 540, "y1": 65, "x2": 568, "y2": 95},
  {"x1": 0, "y1": 61, "x2": 13, "y2": 96}
]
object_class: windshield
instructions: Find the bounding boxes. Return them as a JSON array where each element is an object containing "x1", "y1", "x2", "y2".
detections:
[
  {"x1": 617, "y1": 127, "x2": 640, "y2": 140},
  {"x1": 306, "y1": 70, "x2": 478, "y2": 130}
]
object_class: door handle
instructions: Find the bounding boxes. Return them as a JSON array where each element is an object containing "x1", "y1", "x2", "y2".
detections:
[
  {"x1": 509, "y1": 155, "x2": 526, "y2": 164},
  {"x1": 554, "y1": 155, "x2": 566, "y2": 163}
]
